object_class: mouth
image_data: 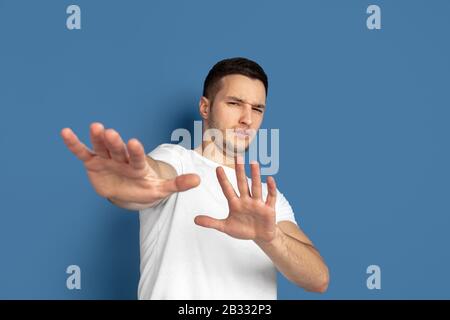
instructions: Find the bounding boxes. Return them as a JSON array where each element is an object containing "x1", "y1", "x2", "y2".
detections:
[{"x1": 233, "y1": 128, "x2": 252, "y2": 139}]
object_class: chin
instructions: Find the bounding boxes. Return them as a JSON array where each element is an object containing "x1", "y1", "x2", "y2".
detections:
[{"x1": 224, "y1": 140, "x2": 250, "y2": 155}]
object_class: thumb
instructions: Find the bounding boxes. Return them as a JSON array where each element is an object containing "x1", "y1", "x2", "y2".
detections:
[
  {"x1": 160, "y1": 173, "x2": 201, "y2": 195},
  {"x1": 194, "y1": 215, "x2": 225, "y2": 233},
  {"x1": 174, "y1": 173, "x2": 201, "y2": 192}
]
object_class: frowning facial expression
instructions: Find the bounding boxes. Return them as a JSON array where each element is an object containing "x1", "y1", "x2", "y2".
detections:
[{"x1": 200, "y1": 74, "x2": 267, "y2": 155}]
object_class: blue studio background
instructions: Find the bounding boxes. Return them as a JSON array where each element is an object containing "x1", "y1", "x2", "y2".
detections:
[{"x1": 0, "y1": 0, "x2": 449, "y2": 299}]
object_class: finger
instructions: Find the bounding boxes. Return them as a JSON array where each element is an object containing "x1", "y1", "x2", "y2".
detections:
[
  {"x1": 114, "y1": 174, "x2": 200, "y2": 204},
  {"x1": 89, "y1": 122, "x2": 110, "y2": 159},
  {"x1": 194, "y1": 215, "x2": 226, "y2": 233},
  {"x1": 216, "y1": 166, "x2": 238, "y2": 201},
  {"x1": 127, "y1": 138, "x2": 147, "y2": 170},
  {"x1": 235, "y1": 154, "x2": 250, "y2": 197},
  {"x1": 104, "y1": 129, "x2": 129, "y2": 163},
  {"x1": 61, "y1": 128, "x2": 94, "y2": 162},
  {"x1": 159, "y1": 173, "x2": 201, "y2": 196},
  {"x1": 265, "y1": 176, "x2": 277, "y2": 208},
  {"x1": 250, "y1": 161, "x2": 262, "y2": 200},
  {"x1": 110, "y1": 175, "x2": 194, "y2": 203}
]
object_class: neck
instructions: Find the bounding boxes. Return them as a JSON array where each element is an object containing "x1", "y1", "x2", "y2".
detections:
[{"x1": 194, "y1": 140, "x2": 240, "y2": 169}]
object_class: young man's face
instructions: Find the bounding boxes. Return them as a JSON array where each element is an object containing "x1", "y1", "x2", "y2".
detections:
[{"x1": 202, "y1": 74, "x2": 266, "y2": 155}]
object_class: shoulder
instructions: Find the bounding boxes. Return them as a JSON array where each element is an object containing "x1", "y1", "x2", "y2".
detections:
[
  {"x1": 149, "y1": 143, "x2": 187, "y2": 155},
  {"x1": 273, "y1": 188, "x2": 298, "y2": 225},
  {"x1": 148, "y1": 143, "x2": 189, "y2": 175}
]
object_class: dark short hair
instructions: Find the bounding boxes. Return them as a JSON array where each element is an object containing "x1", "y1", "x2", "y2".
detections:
[{"x1": 202, "y1": 57, "x2": 268, "y2": 103}]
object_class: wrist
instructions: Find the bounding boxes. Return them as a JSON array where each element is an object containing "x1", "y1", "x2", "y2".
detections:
[{"x1": 255, "y1": 224, "x2": 283, "y2": 248}]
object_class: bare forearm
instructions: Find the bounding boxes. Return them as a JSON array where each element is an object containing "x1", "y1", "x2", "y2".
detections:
[
  {"x1": 107, "y1": 197, "x2": 163, "y2": 211},
  {"x1": 255, "y1": 225, "x2": 329, "y2": 293}
]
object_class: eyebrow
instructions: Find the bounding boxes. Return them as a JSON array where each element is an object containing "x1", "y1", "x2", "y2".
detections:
[{"x1": 226, "y1": 96, "x2": 266, "y2": 109}]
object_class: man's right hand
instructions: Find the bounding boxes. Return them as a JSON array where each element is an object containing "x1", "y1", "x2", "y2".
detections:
[{"x1": 61, "y1": 122, "x2": 200, "y2": 210}]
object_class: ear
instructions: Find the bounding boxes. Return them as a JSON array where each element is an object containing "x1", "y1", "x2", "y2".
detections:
[{"x1": 199, "y1": 96, "x2": 210, "y2": 120}]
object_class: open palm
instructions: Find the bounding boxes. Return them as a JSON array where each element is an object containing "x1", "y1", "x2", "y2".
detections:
[
  {"x1": 194, "y1": 156, "x2": 277, "y2": 243},
  {"x1": 61, "y1": 122, "x2": 199, "y2": 208}
]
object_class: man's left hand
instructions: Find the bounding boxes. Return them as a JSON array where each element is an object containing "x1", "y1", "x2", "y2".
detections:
[{"x1": 194, "y1": 156, "x2": 278, "y2": 243}]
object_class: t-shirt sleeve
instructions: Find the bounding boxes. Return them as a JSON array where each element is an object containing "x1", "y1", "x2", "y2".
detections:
[
  {"x1": 147, "y1": 143, "x2": 184, "y2": 175},
  {"x1": 275, "y1": 190, "x2": 298, "y2": 225}
]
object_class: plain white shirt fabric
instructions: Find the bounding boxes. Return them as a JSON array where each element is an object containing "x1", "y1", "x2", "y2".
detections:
[{"x1": 138, "y1": 143, "x2": 297, "y2": 300}]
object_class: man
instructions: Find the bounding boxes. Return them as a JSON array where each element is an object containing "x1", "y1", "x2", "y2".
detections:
[{"x1": 61, "y1": 57, "x2": 329, "y2": 299}]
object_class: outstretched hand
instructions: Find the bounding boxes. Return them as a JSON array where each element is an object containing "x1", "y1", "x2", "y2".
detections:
[
  {"x1": 61, "y1": 122, "x2": 200, "y2": 208},
  {"x1": 194, "y1": 156, "x2": 277, "y2": 243}
]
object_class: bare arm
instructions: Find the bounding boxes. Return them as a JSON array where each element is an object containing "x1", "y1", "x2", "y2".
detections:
[
  {"x1": 255, "y1": 221, "x2": 329, "y2": 293},
  {"x1": 194, "y1": 157, "x2": 329, "y2": 293}
]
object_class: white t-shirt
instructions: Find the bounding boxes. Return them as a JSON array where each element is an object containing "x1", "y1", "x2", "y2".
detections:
[{"x1": 138, "y1": 143, "x2": 297, "y2": 300}]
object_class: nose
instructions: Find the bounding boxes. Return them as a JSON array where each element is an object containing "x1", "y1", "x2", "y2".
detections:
[{"x1": 239, "y1": 105, "x2": 253, "y2": 126}]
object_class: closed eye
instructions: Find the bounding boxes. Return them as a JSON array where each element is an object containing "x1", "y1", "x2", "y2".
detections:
[{"x1": 253, "y1": 108, "x2": 263, "y2": 113}]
